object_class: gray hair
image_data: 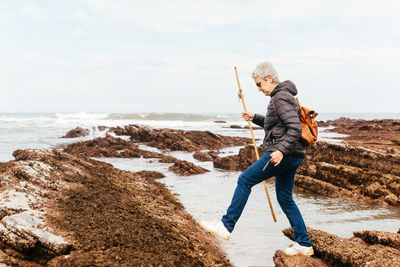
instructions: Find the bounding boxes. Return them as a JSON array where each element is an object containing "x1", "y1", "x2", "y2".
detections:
[{"x1": 252, "y1": 62, "x2": 280, "y2": 83}]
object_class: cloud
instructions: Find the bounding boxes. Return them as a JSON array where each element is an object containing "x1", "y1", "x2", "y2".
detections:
[
  {"x1": 21, "y1": 5, "x2": 52, "y2": 21},
  {"x1": 69, "y1": 29, "x2": 87, "y2": 35},
  {"x1": 76, "y1": 0, "x2": 400, "y2": 33},
  {"x1": 1, "y1": 0, "x2": 400, "y2": 113}
]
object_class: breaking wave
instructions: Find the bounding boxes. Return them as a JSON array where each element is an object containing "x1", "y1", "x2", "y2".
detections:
[{"x1": 106, "y1": 113, "x2": 241, "y2": 122}]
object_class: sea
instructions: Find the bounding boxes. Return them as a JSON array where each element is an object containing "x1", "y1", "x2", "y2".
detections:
[{"x1": 1, "y1": 112, "x2": 399, "y2": 267}]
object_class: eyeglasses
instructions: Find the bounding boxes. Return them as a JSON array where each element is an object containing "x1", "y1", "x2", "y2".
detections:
[{"x1": 256, "y1": 82, "x2": 261, "y2": 88}]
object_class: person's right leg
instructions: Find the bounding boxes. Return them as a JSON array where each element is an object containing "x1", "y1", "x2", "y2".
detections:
[{"x1": 221, "y1": 152, "x2": 274, "y2": 232}]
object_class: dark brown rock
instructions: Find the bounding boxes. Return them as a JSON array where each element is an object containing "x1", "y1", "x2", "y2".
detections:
[
  {"x1": 283, "y1": 227, "x2": 400, "y2": 266},
  {"x1": 169, "y1": 160, "x2": 209, "y2": 176},
  {"x1": 213, "y1": 155, "x2": 240, "y2": 171},
  {"x1": 273, "y1": 250, "x2": 328, "y2": 267},
  {"x1": 127, "y1": 126, "x2": 251, "y2": 152},
  {"x1": 296, "y1": 141, "x2": 400, "y2": 207},
  {"x1": 63, "y1": 134, "x2": 142, "y2": 158},
  {"x1": 134, "y1": 170, "x2": 166, "y2": 180},
  {"x1": 0, "y1": 149, "x2": 231, "y2": 266},
  {"x1": 213, "y1": 145, "x2": 264, "y2": 171},
  {"x1": 108, "y1": 126, "x2": 129, "y2": 136},
  {"x1": 62, "y1": 133, "x2": 165, "y2": 160},
  {"x1": 213, "y1": 120, "x2": 226, "y2": 123},
  {"x1": 392, "y1": 139, "x2": 400, "y2": 146},
  {"x1": 353, "y1": 230, "x2": 400, "y2": 250},
  {"x1": 319, "y1": 118, "x2": 400, "y2": 154},
  {"x1": 243, "y1": 125, "x2": 263, "y2": 129},
  {"x1": 193, "y1": 151, "x2": 219, "y2": 161},
  {"x1": 159, "y1": 155, "x2": 180, "y2": 163},
  {"x1": 61, "y1": 134, "x2": 210, "y2": 176},
  {"x1": 97, "y1": 125, "x2": 108, "y2": 131},
  {"x1": 61, "y1": 127, "x2": 89, "y2": 138}
]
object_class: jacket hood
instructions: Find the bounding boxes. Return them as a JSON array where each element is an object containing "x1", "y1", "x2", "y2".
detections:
[{"x1": 270, "y1": 80, "x2": 298, "y2": 96}]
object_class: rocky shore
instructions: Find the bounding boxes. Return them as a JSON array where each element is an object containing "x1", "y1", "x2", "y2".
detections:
[
  {"x1": 0, "y1": 148, "x2": 231, "y2": 266},
  {"x1": 0, "y1": 121, "x2": 399, "y2": 266},
  {"x1": 274, "y1": 227, "x2": 400, "y2": 266},
  {"x1": 212, "y1": 142, "x2": 400, "y2": 207},
  {"x1": 319, "y1": 117, "x2": 400, "y2": 154},
  {"x1": 107, "y1": 124, "x2": 252, "y2": 152}
]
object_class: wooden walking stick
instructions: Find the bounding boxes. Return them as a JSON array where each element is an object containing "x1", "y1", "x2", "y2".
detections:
[{"x1": 234, "y1": 66, "x2": 277, "y2": 223}]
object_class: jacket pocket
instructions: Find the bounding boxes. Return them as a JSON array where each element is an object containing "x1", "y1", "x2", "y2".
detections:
[{"x1": 271, "y1": 126, "x2": 286, "y2": 139}]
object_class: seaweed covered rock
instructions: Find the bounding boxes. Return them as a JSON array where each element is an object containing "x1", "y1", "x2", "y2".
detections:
[
  {"x1": 61, "y1": 127, "x2": 89, "y2": 138},
  {"x1": 319, "y1": 118, "x2": 400, "y2": 154},
  {"x1": 282, "y1": 227, "x2": 400, "y2": 266},
  {"x1": 192, "y1": 151, "x2": 219, "y2": 162},
  {"x1": 297, "y1": 141, "x2": 400, "y2": 207},
  {"x1": 169, "y1": 160, "x2": 209, "y2": 176},
  {"x1": 273, "y1": 250, "x2": 328, "y2": 267},
  {"x1": 110, "y1": 125, "x2": 252, "y2": 152},
  {"x1": 353, "y1": 230, "x2": 400, "y2": 250},
  {"x1": 213, "y1": 145, "x2": 264, "y2": 171},
  {"x1": 0, "y1": 149, "x2": 231, "y2": 266},
  {"x1": 63, "y1": 133, "x2": 161, "y2": 159}
]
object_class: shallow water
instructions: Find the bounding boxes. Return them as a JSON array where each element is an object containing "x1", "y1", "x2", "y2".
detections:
[
  {"x1": 1, "y1": 112, "x2": 399, "y2": 266},
  {"x1": 100, "y1": 145, "x2": 400, "y2": 267}
]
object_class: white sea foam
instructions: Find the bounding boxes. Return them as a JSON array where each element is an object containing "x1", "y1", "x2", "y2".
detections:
[{"x1": 55, "y1": 112, "x2": 109, "y2": 120}]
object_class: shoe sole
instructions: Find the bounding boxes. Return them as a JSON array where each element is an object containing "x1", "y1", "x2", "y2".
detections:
[
  {"x1": 199, "y1": 222, "x2": 230, "y2": 240},
  {"x1": 284, "y1": 249, "x2": 314, "y2": 256}
]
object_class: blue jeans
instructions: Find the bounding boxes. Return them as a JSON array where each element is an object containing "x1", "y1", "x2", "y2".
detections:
[{"x1": 221, "y1": 151, "x2": 312, "y2": 247}]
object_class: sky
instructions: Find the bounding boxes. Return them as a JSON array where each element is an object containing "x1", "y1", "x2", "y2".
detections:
[{"x1": 0, "y1": 0, "x2": 399, "y2": 114}]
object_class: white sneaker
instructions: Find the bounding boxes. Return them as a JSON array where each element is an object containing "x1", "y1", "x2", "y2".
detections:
[
  {"x1": 284, "y1": 242, "x2": 314, "y2": 256},
  {"x1": 199, "y1": 220, "x2": 231, "y2": 240}
]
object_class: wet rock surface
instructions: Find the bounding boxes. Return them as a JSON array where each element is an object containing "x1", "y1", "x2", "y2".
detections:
[
  {"x1": 0, "y1": 149, "x2": 231, "y2": 266},
  {"x1": 353, "y1": 230, "x2": 400, "y2": 250},
  {"x1": 297, "y1": 141, "x2": 400, "y2": 207},
  {"x1": 192, "y1": 151, "x2": 219, "y2": 162},
  {"x1": 169, "y1": 160, "x2": 209, "y2": 176},
  {"x1": 283, "y1": 227, "x2": 400, "y2": 266},
  {"x1": 63, "y1": 133, "x2": 160, "y2": 159},
  {"x1": 212, "y1": 140, "x2": 400, "y2": 208},
  {"x1": 61, "y1": 127, "x2": 89, "y2": 138},
  {"x1": 273, "y1": 250, "x2": 328, "y2": 267},
  {"x1": 319, "y1": 117, "x2": 400, "y2": 154},
  {"x1": 213, "y1": 145, "x2": 264, "y2": 171},
  {"x1": 109, "y1": 124, "x2": 252, "y2": 152},
  {"x1": 62, "y1": 134, "x2": 210, "y2": 176}
]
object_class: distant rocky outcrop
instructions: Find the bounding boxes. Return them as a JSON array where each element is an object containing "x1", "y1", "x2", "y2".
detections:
[
  {"x1": 63, "y1": 133, "x2": 159, "y2": 159},
  {"x1": 108, "y1": 125, "x2": 252, "y2": 152},
  {"x1": 0, "y1": 149, "x2": 231, "y2": 266},
  {"x1": 318, "y1": 117, "x2": 400, "y2": 154},
  {"x1": 61, "y1": 127, "x2": 89, "y2": 138},
  {"x1": 63, "y1": 134, "x2": 210, "y2": 176}
]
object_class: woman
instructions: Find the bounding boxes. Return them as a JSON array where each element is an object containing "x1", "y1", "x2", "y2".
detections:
[{"x1": 200, "y1": 62, "x2": 313, "y2": 256}]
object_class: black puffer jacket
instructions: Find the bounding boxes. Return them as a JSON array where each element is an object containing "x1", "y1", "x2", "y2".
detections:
[{"x1": 252, "y1": 80, "x2": 306, "y2": 158}]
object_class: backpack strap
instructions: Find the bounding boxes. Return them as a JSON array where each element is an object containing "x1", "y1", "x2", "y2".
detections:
[
  {"x1": 271, "y1": 90, "x2": 284, "y2": 114},
  {"x1": 272, "y1": 96, "x2": 277, "y2": 113}
]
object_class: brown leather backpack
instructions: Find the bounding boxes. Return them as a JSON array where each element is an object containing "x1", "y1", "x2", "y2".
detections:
[{"x1": 272, "y1": 96, "x2": 318, "y2": 147}]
